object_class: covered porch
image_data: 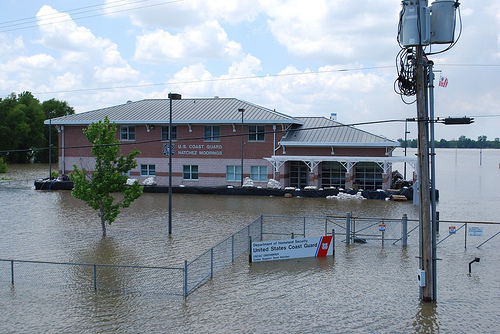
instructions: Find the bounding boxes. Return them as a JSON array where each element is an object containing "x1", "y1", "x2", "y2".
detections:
[{"x1": 264, "y1": 156, "x2": 418, "y2": 190}]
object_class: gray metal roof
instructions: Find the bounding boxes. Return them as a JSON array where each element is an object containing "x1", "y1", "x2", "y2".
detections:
[
  {"x1": 280, "y1": 117, "x2": 399, "y2": 147},
  {"x1": 48, "y1": 98, "x2": 303, "y2": 126}
]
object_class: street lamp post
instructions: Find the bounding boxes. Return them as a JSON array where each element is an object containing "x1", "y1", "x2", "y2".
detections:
[
  {"x1": 168, "y1": 93, "x2": 181, "y2": 235},
  {"x1": 238, "y1": 108, "x2": 245, "y2": 187},
  {"x1": 48, "y1": 112, "x2": 52, "y2": 180},
  {"x1": 404, "y1": 118, "x2": 410, "y2": 180}
]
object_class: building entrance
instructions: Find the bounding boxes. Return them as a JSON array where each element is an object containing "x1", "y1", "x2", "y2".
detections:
[{"x1": 289, "y1": 161, "x2": 309, "y2": 188}]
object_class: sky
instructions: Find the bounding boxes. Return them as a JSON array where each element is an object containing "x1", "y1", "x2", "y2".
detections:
[{"x1": 0, "y1": 0, "x2": 499, "y2": 141}]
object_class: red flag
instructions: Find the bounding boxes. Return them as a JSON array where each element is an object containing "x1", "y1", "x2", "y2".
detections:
[{"x1": 439, "y1": 76, "x2": 448, "y2": 88}]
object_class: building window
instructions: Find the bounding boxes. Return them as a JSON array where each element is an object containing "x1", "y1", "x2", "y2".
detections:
[
  {"x1": 161, "y1": 126, "x2": 177, "y2": 141},
  {"x1": 354, "y1": 162, "x2": 383, "y2": 190},
  {"x1": 250, "y1": 166, "x2": 268, "y2": 182},
  {"x1": 248, "y1": 125, "x2": 265, "y2": 142},
  {"x1": 204, "y1": 126, "x2": 220, "y2": 141},
  {"x1": 226, "y1": 165, "x2": 242, "y2": 182},
  {"x1": 183, "y1": 165, "x2": 199, "y2": 180},
  {"x1": 321, "y1": 162, "x2": 345, "y2": 188},
  {"x1": 120, "y1": 126, "x2": 135, "y2": 141},
  {"x1": 141, "y1": 164, "x2": 156, "y2": 176}
]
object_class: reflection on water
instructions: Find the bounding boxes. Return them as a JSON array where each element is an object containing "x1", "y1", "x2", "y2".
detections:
[
  {"x1": 413, "y1": 302, "x2": 439, "y2": 333},
  {"x1": 1, "y1": 149, "x2": 500, "y2": 333}
]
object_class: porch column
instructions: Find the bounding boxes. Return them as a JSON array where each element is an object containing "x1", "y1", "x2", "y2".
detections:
[
  {"x1": 381, "y1": 162, "x2": 391, "y2": 190},
  {"x1": 382, "y1": 172, "x2": 390, "y2": 190},
  {"x1": 309, "y1": 165, "x2": 317, "y2": 187},
  {"x1": 344, "y1": 162, "x2": 354, "y2": 189}
]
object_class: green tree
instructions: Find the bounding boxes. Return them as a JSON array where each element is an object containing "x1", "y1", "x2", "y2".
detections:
[
  {"x1": 0, "y1": 92, "x2": 74, "y2": 164},
  {"x1": 0, "y1": 92, "x2": 43, "y2": 163},
  {"x1": 70, "y1": 117, "x2": 143, "y2": 237}
]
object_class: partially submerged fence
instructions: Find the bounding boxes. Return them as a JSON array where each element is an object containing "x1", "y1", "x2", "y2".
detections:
[
  {"x1": 0, "y1": 259, "x2": 184, "y2": 296},
  {"x1": 2, "y1": 214, "x2": 499, "y2": 297},
  {"x1": 436, "y1": 219, "x2": 500, "y2": 249}
]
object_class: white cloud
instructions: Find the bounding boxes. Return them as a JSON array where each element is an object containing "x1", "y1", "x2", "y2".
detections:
[
  {"x1": 33, "y1": 6, "x2": 140, "y2": 85},
  {"x1": 36, "y1": 5, "x2": 109, "y2": 51},
  {"x1": 105, "y1": 0, "x2": 260, "y2": 28},
  {"x1": 135, "y1": 20, "x2": 242, "y2": 63},
  {"x1": 52, "y1": 72, "x2": 82, "y2": 91},
  {"x1": 0, "y1": 35, "x2": 25, "y2": 57},
  {"x1": 261, "y1": 0, "x2": 400, "y2": 62},
  {"x1": 2, "y1": 54, "x2": 56, "y2": 73}
]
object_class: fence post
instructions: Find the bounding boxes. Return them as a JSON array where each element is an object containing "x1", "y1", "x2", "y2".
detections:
[
  {"x1": 291, "y1": 232, "x2": 294, "y2": 239},
  {"x1": 210, "y1": 248, "x2": 214, "y2": 278},
  {"x1": 402, "y1": 214, "x2": 408, "y2": 247},
  {"x1": 249, "y1": 236, "x2": 253, "y2": 263},
  {"x1": 303, "y1": 216, "x2": 306, "y2": 238},
  {"x1": 465, "y1": 222, "x2": 467, "y2": 249},
  {"x1": 260, "y1": 214, "x2": 264, "y2": 241},
  {"x1": 10, "y1": 260, "x2": 14, "y2": 286},
  {"x1": 231, "y1": 234, "x2": 235, "y2": 262},
  {"x1": 183, "y1": 260, "x2": 188, "y2": 298},
  {"x1": 332, "y1": 229, "x2": 335, "y2": 256},
  {"x1": 93, "y1": 264, "x2": 97, "y2": 291},
  {"x1": 346, "y1": 212, "x2": 351, "y2": 244}
]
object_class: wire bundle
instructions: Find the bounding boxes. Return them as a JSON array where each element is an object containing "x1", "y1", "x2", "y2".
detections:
[{"x1": 394, "y1": 48, "x2": 417, "y2": 98}]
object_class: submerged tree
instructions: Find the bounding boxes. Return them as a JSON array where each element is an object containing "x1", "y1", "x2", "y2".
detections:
[{"x1": 71, "y1": 117, "x2": 143, "y2": 237}]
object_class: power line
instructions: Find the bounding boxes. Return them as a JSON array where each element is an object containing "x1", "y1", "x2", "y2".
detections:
[
  {"x1": 28, "y1": 62, "x2": 499, "y2": 96},
  {"x1": 0, "y1": 118, "x2": 405, "y2": 155},
  {"x1": 32, "y1": 65, "x2": 396, "y2": 95},
  {"x1": 0, "y1": 0, "x2": 129, "y2": 27},
  {"x1": 3, "y1": 114, "x2": 499, "y2": 156},
  {"x1": 0, "y1": 0, "x2": 182, "y2": 33}
]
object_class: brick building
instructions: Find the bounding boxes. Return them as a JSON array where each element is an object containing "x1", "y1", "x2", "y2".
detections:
[{"x1": 48, "y1": 97, "x2": 413, "y2": 190}]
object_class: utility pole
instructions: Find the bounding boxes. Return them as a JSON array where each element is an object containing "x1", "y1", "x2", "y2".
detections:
[
  {"x1": 415, "y1": 46, "x2": 434, "y2": 301},
  {"x1": 398, "y1": 0, "x2": 460, "y2": 302}
]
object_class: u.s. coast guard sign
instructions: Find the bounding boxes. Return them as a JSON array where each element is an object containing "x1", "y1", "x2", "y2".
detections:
[{"x1": 250, "y1": 236, "x2": 333, "y2": 263}]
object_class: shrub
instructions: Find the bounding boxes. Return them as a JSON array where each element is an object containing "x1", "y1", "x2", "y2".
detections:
[{"x1": 0, "y1": 157, "x2": 7, "y2": 173}]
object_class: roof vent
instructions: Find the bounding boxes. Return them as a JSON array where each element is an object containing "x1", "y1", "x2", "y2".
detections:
[
  {"x1": 126, "y1": 100, "x2": 132, "y2": 104},
  {"x1": 214, "y1": 96, "x2": 219, "y2": 99},
  {"x1": 330, "y1": 112, "x2": 337, "y2": 121}
]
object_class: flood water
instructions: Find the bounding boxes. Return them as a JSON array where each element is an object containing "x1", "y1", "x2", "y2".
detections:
[{"x1": 1, "y1": 148, "x2": 499, "y2": 333}]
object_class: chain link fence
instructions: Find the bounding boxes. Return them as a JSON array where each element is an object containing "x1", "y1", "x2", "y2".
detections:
[
  {"x1": 185, "y1": 215, "x2": 263, "y2": 295},
  {"x1": 0, "y1": 259, "x2": 184, "y2": 295},
  {"x1": 5, "y1": 213, "x2": 496, "y2": 297}
]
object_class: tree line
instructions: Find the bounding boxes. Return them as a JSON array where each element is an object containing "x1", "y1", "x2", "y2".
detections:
[
  {"x1": 0, "y1": 92, "x2": 74, "y2": 164},
  {"x1": 398, "y1": 135, "x2": 500, "y2": 149}
]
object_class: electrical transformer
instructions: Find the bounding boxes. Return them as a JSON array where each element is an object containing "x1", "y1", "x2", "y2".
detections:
[
  {"x1": 399, "y1": 0, "x2": 430, "y2": 47},
  {"x1": 430, "y1": 0, "x2": 457, "y2": 44},
  {"x1": 399, "y1": 0, "x2": 458, "y2": 47}
]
